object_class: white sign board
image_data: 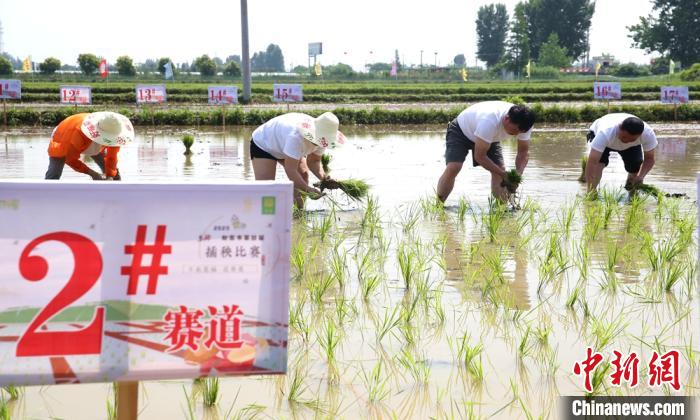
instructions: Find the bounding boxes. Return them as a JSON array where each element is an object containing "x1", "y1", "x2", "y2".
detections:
[
  {"x1": 208, "y1": 86, "x2": 238, "y2": 105},
  {"x1": 0, "y1": 79, "x2": 21, "y2": 99},
  {"x1": 60, "y1": 85, "x2": 92, "y2": 105},
  {"x1": 272, "y1": 84, "x2": 303, "y2": 103},
  {"x1": 135, "y1": 84, "x2": 167, "y2": 104},
  {"x1": 0, "y1": 181, "x2": 292, "y2": 386},
  {"x1": 660, "y1": 86, "x2": 689, "y2": 104},
  {"x1": 308, "y1": 42, "x2": 323, "y2": 56},
  {"x1": 593, "y1": 82, "x2": 621, "y2": 100}
]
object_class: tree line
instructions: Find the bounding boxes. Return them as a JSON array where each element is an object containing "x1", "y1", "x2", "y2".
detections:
[
  {"x1": 476, "y1": 0, "x2": 700, "y2": 75},
  {"x1": 0, "y1": 44, "x2": 286, "y2": 77}
]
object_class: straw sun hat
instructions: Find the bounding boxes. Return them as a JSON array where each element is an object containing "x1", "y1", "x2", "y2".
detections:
[
  {"x1": 298, "y1": 112, "x2": 346, "y2": 149},
  {"x1": 80, "y1": 112, "x2": 134, "y2": 147}
]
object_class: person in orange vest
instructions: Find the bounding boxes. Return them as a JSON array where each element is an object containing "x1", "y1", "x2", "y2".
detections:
[{"x1": 45, "y1": 112, "x2": 134, "y2": 180}]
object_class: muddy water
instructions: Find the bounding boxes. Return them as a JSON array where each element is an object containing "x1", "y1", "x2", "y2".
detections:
[{"x1": 0, "y1": 124, "x2": 699, "y2": 419}]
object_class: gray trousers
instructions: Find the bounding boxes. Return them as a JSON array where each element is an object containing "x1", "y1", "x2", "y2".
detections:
[{"x1": 45, "y1": 154, "x2": 119, "y2": 180}]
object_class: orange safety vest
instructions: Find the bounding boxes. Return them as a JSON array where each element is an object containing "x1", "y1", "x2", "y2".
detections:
[{"x1": 47, "y1": 113, "x2": 120, "y2": 177}]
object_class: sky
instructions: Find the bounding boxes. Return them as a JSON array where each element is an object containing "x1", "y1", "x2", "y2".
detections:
[{"x1": 1, "y1": 0, "x2": 656, "y2": 71}]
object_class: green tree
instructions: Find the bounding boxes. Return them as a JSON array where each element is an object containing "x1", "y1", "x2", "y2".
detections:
[
  {"x1": 476, "y1": 4, "x2": 509, "y2": 67},
  {"x1": 77, "y1": 53, "x2": 100, "y2": 75},
  {"x1": 194, "y1": 55, "x2": 217, "y2": 76},
  {"x1": 324, "y1": 63, "x2": 356, "y2": 78},
  {"x1": 223, "y1": 60, "x2": 241, "y2": 77},
  {"x1": 649, "y1": 56, "x2": 671, "y2": 75},
  {"x1": 504, "y1": 2, "x2": 530, "y2": 75},
  {"x1": 679, "y1": 63, "x2": 700, "y2": 81},
  {"x1": 0, "y1": 56, "x2": 13, "y2": 75},
  {"x1": 524, "y1": 0, "x2": 594, "y2": 60},
  {"x1": 628, "y1": 0, "x2": 700, "y2": 65},
  {"x1": 538, "y1": 33, "x2": 570, "y2": 67},
  {"x1": 453, "y1": 54, "x2": 466, "y2": 67},
  {"x1": 251, "y1": 44, "x2": 285, "y2": 72},
  {"x1": 39, "y1": 57, "x2": 61, "y2": 75},
  {"x1": 115, "y1": 56, "x2": 136, "y2": 76},
  {"x1": 157, "y1": 57, "x2": 172, "y2": 75},
  {"x1": 611, "y1": 63, "x2": 651, "y2": 77}
]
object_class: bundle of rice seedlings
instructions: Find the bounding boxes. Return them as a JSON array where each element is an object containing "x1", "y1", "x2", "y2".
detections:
[
  {"x1": 630, "y1": 183, "x2": 663, "y2": 200},
  {"x1": 501, "y1": 169, "x2": 522, "y2": 193},
  {"x1": 577, "y1": 155, "x2": 588, "y2": 183},
  {"x1": 321, "y1": 154, "x2": 332, "y2": 174},
  {"x1": 316, "y1": 178, "x2": 369, "y2": 201},
  {"x1": 182, "y1": 134, "x2": 194, "y2": 155}
]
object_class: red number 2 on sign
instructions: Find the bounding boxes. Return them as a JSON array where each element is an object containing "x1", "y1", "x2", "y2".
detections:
[{"x1": 16, "y1": 232, "x2": 105, "y2": 356}]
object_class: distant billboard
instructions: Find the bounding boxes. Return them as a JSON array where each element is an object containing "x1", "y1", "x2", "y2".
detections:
[{"x1": 308, "y1": 42, "x2": 322, "y2": 57}]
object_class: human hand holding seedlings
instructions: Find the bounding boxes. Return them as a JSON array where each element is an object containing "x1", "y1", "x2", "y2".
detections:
[{"x1": 500, "y1": 169, "x2": 522, "y2": 194}]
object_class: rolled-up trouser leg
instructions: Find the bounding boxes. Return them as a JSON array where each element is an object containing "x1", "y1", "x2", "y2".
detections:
[{"x1": 45, "y1": 157, "x2": 66, "y2": 179}]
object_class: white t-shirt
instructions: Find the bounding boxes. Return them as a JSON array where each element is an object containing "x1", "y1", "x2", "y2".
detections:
[
  {"x1": 456, "y1": 101, "x2": 532, "y2": 144},
  {"x1": 589, "y1": 113, "x2": 657, "y2": 152},
  {"x1": 251, "y1": 113, "x2": 324, "y2": 160}
]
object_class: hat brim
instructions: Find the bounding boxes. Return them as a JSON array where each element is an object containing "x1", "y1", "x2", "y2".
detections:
[
  {"x1": 80, "y1": 112, "x2": 134, "y2": 147},
  {"x1": 298, "y1": 123, "x2": 345, "y2": 149}
]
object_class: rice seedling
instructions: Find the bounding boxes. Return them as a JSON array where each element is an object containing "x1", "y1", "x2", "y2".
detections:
[
  {"x1": 420, "y1": 194, "x2": 446, "y2": 220},
  {"x1": 586, "y1": 363, "x2": 611, "y2": 397},
  {"x1": 430, "y1": 288, "x2": 446, "y2": 327},
  {"x1": 289, "y1": 299, "x2": 311, "y2": 344},
  {"x1": 482, "y1": 198, "x2": 507, "y2": 242},
  {"x1": 396, "y1": 348, "x2": 431, "y2": 385},
  {"x1": 483, "y1": 250, "x2": 506, "y2": 285},
  {"x1": 397, "y1": 241, "x2": 427, "y2": 290},
  {"x1": 0, "y1": 398, "x2": 8, "y2": 420},
  {"x1": 286, "y1": 368, "x2": 309, "y2": 404},
  {"x1": 1, "y1": 386, "x2": 20, "y2": 401},
  {"x1": 182, "y1": 386, "x2": 197, "y2": 420},
  {"x1": 106, "y1": 383, "x2": 117, "y2": 420},
  {"x1": 225, "y1": 403, "x2": 267, "y2": 420},
  {"x1": 557, "y1": 200, "x2": 577, "y2": 237},
  {"x1": 577, "y1": 155, "x2": 588, "y2": 183},
  {"x1": 329, "y1": 247, "x2": 348, "y2": 288},
  {"x1": 360, "y1": 195, "x2": 382, "y2": 239},
  {"x1": 334, "y1": 295, "x2": 356, "y2": 327},
  {"x1": 182, "y1": 134, "x2": 194, "y2": 155},
  {"x1": 376, "y1": 305, "x2": 401, "y2": 343},
  {"x1": 308, "y1": 273, "x2": 335, "y2": 305},
  {"x1": 583, "y1": 203, "x2": 603, "y2": 241},
  {"x1": 457, "y1": 196, "x2": 471, "y2": 222},
  {"x1": 361, "y1": 360, "x2": 391, "y2": 403},
  {"x1": 312, "y1": 208, "x2": 335, "y2": 242},
  {"x1": 574, "y1": 241, "x2": 590, "y2": 280},
  {"x1": 290, "y1": 241, "x2": 308, "y2": 282},
  {"x1": 630, "y1": 183, "x2": 664, "y2": 201},
  {"x1": 518, "y1": 325, "x2": 534, "y2": 359},
  {"x1": 589, "y1": 314, "x2": 627, "y2": 350},
  {"x1": 566, "y1": 282, "x2": 584, "y2": 309},
  {"x1": 201, "y1": 377, "x2": 220, "y2": 407},
  {"x1": 661, "y1": 261, "x2": 686, "y2": 293},
  {"x1": 624, "y1": 194, "x2": 647, "y2": 234},
  {"x1": 455, "y1": 335, "x2": 483, "y2": 374},
  {"x1": 317, "y1": 178, "x2": 370, "y2": 201},
  {"x1": 317, "y1": 319, "x2": 341, "y2": 372}
]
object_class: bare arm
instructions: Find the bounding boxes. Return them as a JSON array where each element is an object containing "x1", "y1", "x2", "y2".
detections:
[
  {"x1": 635, "y1": 149, "x2": 655, "y2": 181},
  {"x1": 283, "y1": 157, "x2": 321, "y2": 195},
  {"x1": 305, "y1": 153, "x2": 326, "y2": 181},
  {"x1": 514, "y1": 139, "x2": 530, "y2": 175},
  {"x1": 473, "y1": 138, "x2": 507, "y2": 178},
  {"x1": 585, "y1": 149, "x2": 604, "y2": 192}
]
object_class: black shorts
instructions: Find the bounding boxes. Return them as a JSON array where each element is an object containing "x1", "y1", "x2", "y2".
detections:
[
  {"x1": 444, "y1": 119, "x2": 503, "y2": 167},
  {"x1": 250, "y1": 139, "x2": 278, "y2": 160},
  {"x1": 597, "y1": 145, "x2": 643, "y2": 173}
]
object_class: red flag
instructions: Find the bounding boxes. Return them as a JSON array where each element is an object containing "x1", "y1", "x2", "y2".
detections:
[{"x1": 99, "y1": 59, "x2": 109, "y2": 79}]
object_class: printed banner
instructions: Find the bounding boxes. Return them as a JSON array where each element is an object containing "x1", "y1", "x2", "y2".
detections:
[
  {"x1": 135, "y1": 84, "x2": 167, "y2": 104},
  {"x1": 208, "y1": 86, "x2": 238, "y2": 105},
  {"x1": 0, "y1": 181, "x2": 292, "y2": 386},
  {"x1": 660, "y1": 86, "x2": 689, "y2": 104},
  {"x1": 59, "y1": 85, "x2": 92, "y2": 105},
  {"x1": 0, "y1": 79, "x2": 22, "y2": 100},
  {"x1": 272, "y1": 84, "x2": 303, "y2": 103},
  {"x1": 593, "y1": 82, "x2": 621, "y2": 100}
]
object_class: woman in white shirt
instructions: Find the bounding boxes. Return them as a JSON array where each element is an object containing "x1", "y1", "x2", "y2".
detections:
[{"x1": 250, "y1": 112, "x2": 345, "y2": 209}]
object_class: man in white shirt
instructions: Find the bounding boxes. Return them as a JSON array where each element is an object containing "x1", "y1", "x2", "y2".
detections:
[
  {"x1": 250, "y1": 112, "x2": 345, "y2": 209},
  {"x1": 436, "y1": 101, "x2": 536, "y2": 202},
  {"x1": 584, "y1": 113, "x2": 657, "y2": 192}
]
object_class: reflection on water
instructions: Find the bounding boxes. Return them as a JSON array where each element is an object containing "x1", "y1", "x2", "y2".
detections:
[{"x1": 1, "y1": 125, "x2": 699, "y2": 419}]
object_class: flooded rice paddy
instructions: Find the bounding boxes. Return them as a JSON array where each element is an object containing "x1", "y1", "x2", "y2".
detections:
[{"x1": 0, "y1": 124, "x2": 698, "y2": 419}]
